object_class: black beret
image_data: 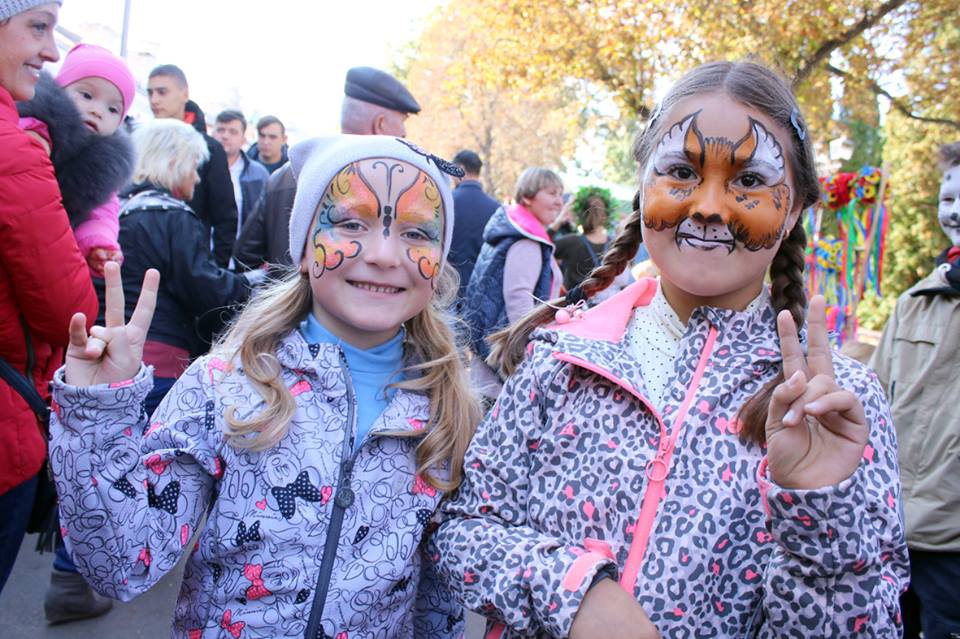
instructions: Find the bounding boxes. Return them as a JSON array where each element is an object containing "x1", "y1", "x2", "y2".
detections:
[{"x1": 344, "y1": 66, "x2": 421, "y2": 115}]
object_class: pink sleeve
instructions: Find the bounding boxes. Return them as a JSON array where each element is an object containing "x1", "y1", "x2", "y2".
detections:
[
  {"x1": 18, "y1": 116, "x2": 52, "y2": 145},
  {"x1": 502, "y1": 239, "x2": 543, "y2": 324},
  {"x1": 73, "y1": 194, "x2": 122, "y2": 256}
]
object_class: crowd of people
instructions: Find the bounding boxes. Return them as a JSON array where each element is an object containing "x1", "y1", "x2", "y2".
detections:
[{"x1": 1, "y1": 1, "x2": 959, "y2": 638}]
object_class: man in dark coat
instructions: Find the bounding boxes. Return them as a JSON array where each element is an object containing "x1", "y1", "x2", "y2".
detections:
[
  {"x1": 449, "y1": 149, "x2": 499, "y2": 304},
  {"x1": 233, "y1": 66, "x2": 421, "y2": 270},
  {"x1": 147, "y1": 64, "x2": 238, "y2": 267}
]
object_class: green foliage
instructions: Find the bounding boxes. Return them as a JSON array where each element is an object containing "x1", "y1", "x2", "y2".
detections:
[
  {"x1": 881, "y1": 109, "x2": 951, "y2": 308},
  {"x1": 840, "y1": 118, "x2": 884, "y2": 174},
  {"x1": 572, "y1": 186, "x2": 613, "y2": 227}
]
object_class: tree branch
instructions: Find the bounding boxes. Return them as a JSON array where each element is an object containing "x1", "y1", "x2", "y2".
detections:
[
  {"x1": 793, "y1": 0, "x2": 909, "y2": 86},
  {"x1": 825, "y1": 63, "x2": 960, "y2": 130}
]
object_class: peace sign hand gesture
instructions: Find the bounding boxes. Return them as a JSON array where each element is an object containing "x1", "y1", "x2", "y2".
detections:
[
  {"x1": 65, "y1": 262, "x2": 160, "y2": 387},
  {"x1": 766, "y1": 295, "x2": 868, "y2": 490}
]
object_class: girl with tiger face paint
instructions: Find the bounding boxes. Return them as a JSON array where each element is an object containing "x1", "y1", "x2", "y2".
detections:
[
  {"x1": 442, "y1": 63, "x2": 906, "y2": 639},
  {"x1": 640, "y1": 92, "x2": 802, "y2": 312}
]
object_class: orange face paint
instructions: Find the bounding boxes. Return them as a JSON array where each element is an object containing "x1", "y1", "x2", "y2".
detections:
[{"x1": 643, "y1": 110, "x2": 792, "y2": 252}]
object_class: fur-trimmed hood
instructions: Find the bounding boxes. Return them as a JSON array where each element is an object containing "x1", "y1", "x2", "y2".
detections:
[{"x1": 18, "y1": 72, "x2": 135, "y2": 227}]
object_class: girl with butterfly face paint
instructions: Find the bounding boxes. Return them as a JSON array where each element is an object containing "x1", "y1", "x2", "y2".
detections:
[
  {"x1": 434, "y1": 62, "x2": 908, "y2": 639},
  {"x1": 47, "y1": 136, "x2": 480, "y2": 638}
]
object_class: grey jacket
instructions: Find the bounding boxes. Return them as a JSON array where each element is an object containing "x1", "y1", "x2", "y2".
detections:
[
  {"x1": 49, "y1": 331, "x2": 463, "y2": 638},
  {"x1": 871, "y1": 267, "x2": 960, "y2": 551}
]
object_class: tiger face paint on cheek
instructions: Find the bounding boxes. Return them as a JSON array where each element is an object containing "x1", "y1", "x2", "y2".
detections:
[
  {"x1": 311, "y1": 165, "x2": 378, "y2": 278},
  {"x1": 396, "y1": 173, "x2": 445, "y2": 286},
  {"x1": 643, "y1": 108, "x2": 793, "y2": 252}
]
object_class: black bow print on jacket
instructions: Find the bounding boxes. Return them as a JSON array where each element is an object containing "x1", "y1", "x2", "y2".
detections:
[
  {"x1": 234, "y1": 520, "x2": 262, "y2": 547},
  {"x1": 147, "y1": 480, "x2": 180, "y2": 514},
  {"x1": 113, "y1": 475, "x2": 137, "y2": 499},
  {"x1": 271, "y1": 470, "x2": 322, "y2": 520}
]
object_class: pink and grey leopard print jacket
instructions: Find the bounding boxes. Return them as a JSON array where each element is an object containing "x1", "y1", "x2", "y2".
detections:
[
  {"x1": 48, "y1": 331, "x2": 463, "y2": 639},
  {"x1": 433, "y1": 278, "x2": 908, "y2": 638}
]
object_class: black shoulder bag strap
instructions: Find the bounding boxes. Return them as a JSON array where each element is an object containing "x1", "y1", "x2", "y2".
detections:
[{"x1": 0, "y1": 357, "x2": 50, "y2": 428}]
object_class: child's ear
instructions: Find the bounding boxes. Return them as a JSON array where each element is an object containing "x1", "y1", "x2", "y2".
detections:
[
  {"x1": 299, "y1": 252, "x2": 310, "y2": 276},
  {"x1": 784, "y1": 204, "x2": 803, "y2": 236}
]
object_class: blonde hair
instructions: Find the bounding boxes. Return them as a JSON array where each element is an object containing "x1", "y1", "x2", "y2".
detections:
[
  {"x1": 514, "y1": 167, "x2": 563, "y2": 204},
  {"x1": 131, "y1": 119, "x2": 209, "y2": 193},
  {"x1": 215, "y1": 267, "x2": 480, "y2": 493}
]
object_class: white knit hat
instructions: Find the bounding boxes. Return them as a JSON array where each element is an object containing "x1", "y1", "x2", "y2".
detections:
[
  {"x1": 0, "y1": 0, "x2": 62, "y2": 21},
  {"x1": 288, "y1": 135, "x2": 461, "y2": 267}
]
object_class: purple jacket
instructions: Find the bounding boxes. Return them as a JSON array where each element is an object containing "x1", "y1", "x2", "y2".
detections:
[
  {"x1": 49, "y1": 331, "x2": 462, "y2": 638},
  {"x1": 433, "y1": 278, "x2": 908, "y2": 638}
]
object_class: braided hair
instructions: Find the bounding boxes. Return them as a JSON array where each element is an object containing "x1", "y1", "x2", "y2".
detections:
[{"x1": 490, "y1": 61, "x2": 820, "y2": 399}]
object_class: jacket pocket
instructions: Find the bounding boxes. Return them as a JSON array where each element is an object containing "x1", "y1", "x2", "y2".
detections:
[{"x1": 892, "y1": 322, "x2": 941, "y2": 385}]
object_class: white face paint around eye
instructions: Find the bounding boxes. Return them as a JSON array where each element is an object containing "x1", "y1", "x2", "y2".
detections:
[
  {"x1": 650, "y1": 111, "x2": 697, "y2": 180},
  {"x1": 747, "y1": 119, "x2": 786, "y2": 183},
  {"x1": 939, "y1": 165, "x2": 960, "y2": 247}
]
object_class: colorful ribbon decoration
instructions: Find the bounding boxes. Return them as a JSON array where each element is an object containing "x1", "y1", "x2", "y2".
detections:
[{"x1": 804, "y1": 166, "x2": 889, "y2": 346}]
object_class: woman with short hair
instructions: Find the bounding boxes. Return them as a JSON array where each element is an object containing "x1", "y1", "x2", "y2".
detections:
[
  {"x1": 114, "y1": 119, "x2": 263, "y2": 414},
  {"x1": 463, "y1": 167, "x2": 564, "y2": 398}
]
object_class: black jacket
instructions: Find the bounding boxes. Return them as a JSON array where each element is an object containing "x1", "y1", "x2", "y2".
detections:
[
  {"x1": 17, "y1": 72, "x2": 135, "y2": 227},
  {"x1": 184, "y1": 100, "x2": 238, "y2": 267},
  {"x1": 233, "y1": 161, "x2": 296, "y2": 270},
  {"x1": 450, "y1": 180, "x2": 500, "y2": 301},
  {"x1": 111, "y1": 184, "x2": 256, "y2": 355}
]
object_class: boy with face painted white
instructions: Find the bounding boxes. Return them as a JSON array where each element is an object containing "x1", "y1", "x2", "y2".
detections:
[
  {"x1": 45, "y1": 136, "x2": 480, "y2": 638},
  {"x1": 870, "y1": 142, "x2": 960, "y2": 638}
]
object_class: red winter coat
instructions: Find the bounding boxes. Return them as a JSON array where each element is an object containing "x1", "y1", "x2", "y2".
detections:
[{"x1": 0, "y1": 86, "x2": 97, "y2": 495}]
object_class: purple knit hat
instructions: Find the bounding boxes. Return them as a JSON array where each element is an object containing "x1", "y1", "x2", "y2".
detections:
[{"x1": 56, "y1": 44, "x2": 136, "y2": 117}]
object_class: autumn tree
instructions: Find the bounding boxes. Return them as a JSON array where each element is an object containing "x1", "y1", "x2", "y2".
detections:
[
  {"x1": 400, "y1": 0, "x2": 959, "y2": 323},
  {"x1": 399, "y1": 3, "x2": 584, "y2": 200}
]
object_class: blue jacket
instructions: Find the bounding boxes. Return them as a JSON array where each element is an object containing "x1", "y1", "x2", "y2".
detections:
[
  {"x1": 464, "y1": 205, "x2": 555, "y2": 360},
  {"x1": 450, "y1": 180, "x2": 500, "y2": 301},
  {"x1": 49, "y1": 332, "x2": 463, "y2": 638}
]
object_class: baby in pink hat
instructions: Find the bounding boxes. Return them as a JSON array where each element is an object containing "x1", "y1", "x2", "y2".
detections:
[{"x1": 18, "y1": 43, "x2": 136, "y2": 275}]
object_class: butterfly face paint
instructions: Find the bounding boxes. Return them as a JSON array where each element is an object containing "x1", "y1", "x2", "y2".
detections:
[
  {"x1": 396, "y1": 171, "x2": 444, "y2": 286},
  {"x1": 311, "y1": 160, "x2": 445, "y2": 283},
  {"x1": 303, "y1": 157, "x2": 446, "y2": 349},
  {"x1": 639, "y1": 93, "x2": 801, "y2": 305}
]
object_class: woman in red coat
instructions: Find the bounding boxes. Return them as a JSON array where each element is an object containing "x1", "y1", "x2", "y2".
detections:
[{"x1": 0, "y1": 1, "x2": 98, "y2": 593}]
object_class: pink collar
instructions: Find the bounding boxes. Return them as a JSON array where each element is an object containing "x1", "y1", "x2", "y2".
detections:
[
  {"x1": 507, "y1": 203, "x2": 553, "y2": 245},
  {"x1": 549, "y1": 278, "x2": 658, "y2": 341}
]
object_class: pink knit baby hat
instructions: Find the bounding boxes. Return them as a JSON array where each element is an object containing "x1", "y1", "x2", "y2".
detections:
[{"x1": 56, "y1": 44, "x2": 136, "y2": 118}]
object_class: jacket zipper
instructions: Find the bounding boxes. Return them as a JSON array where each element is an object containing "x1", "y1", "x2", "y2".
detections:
[
  {"x1": 552, "y1": 325, "x2": 718, "y2": 592},
  {"x1": 303, "y1": 350, "x2": 359, "y2": 639}
]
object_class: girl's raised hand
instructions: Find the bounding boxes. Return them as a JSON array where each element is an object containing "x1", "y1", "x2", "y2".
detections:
[
  {"x1": 65, "y1": 262, "x2": 159, "y2": 387},
  {"x1": 766, "y1": 295, "x2": 869, "y2": 490}
]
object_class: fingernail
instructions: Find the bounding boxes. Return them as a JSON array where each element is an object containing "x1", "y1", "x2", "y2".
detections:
[
  {"x1": 790, "y1": 371, "x2": 803, "y2": 383},
  {"x1": 784, "y1": 409, "x2": 797, "y2": 424},
  {"x1": 806, "y1": 401, "x2": 821, "y2": 413}
]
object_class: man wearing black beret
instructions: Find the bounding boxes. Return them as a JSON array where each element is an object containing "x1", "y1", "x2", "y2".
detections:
[
  {"x1": 341, "y1": 66, "x2": 421, "y2": 137},
  {"x1": 233, "y1": 67, "x2": 421, "y2": 270}
]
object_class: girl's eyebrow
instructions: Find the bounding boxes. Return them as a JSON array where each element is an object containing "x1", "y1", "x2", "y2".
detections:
[{"x1": 740, "y1": 157, "x2": 782, "y2": 175}]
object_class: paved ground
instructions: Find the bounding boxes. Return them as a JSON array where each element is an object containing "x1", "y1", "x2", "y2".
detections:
[{"x1": 0, "y1": 533, "x2": 484, "y2": 638}]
